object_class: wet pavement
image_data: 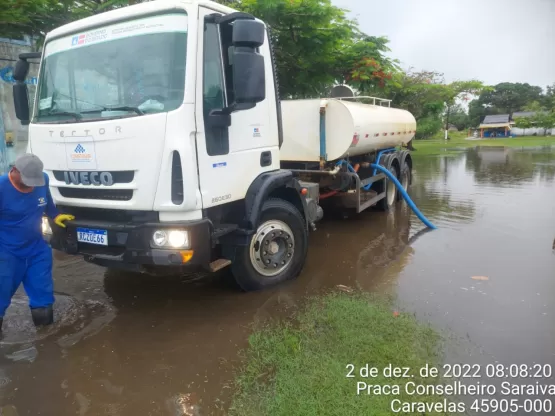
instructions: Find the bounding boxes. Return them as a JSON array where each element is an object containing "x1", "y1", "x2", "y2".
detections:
[{"x1": 1, "y1": 146, "x2": 554, "y2": 415}]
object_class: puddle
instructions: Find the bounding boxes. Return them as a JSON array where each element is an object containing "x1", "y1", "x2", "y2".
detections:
[{"x1": 1, "y1": 293, "x2": 115, "y2": 351}]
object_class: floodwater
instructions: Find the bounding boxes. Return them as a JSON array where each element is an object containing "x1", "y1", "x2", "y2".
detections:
[{"x1": 1, "y1": 146, "x2": 554, "y2": 415}]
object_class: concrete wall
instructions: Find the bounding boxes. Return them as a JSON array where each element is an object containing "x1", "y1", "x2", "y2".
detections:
[
  {"x1": 0, "y1": 37, "x2": 39, "y2": 175},
  {"x1": 511, "y1": 127, "x2": 553, "y2": 136}
]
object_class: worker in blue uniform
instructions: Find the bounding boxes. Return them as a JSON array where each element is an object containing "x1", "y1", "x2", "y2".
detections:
[{"x1": 0, "y1": 154, "x2": 74, "y2": 331}]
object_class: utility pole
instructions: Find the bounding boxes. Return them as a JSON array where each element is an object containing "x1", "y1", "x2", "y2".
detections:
[{"x1": 444, "y1": 105, "x2": 451, "y2": 140}]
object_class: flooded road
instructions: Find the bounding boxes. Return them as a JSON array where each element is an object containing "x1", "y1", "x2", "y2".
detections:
[{"x1": 1, "y1": 146, "x2": 554, "y2": 415}]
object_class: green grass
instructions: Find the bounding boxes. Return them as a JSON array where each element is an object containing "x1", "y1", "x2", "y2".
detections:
[
  {"x1": 413, "y1": 131, "x2": 555, "y2": 156},
  {"x1": 229, "y1": 292, "x2": 446, "y2": 416}
]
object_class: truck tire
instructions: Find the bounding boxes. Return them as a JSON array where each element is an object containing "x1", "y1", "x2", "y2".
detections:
[
  {"x1": 376, "y1": 158, "x2": 398, "y2": 212},
  {"x1": 231, "y1": 198, "x2": 308, "y2": 291},
  {"x1": 397, "y1": 159, "x2": 411, "y2": 200}
]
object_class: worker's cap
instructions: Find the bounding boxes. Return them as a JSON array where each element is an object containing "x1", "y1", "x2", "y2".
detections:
[{"x1": 14, "y1": 153, "x2": 46, "y2": 187}]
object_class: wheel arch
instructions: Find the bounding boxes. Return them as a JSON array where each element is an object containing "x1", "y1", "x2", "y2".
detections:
[
  {"x1": 244, "y1": 170, "x2": 308, "y2": 231},
  {"x1": 268, "y1": 187, "x2": 305, "y2": 224}
]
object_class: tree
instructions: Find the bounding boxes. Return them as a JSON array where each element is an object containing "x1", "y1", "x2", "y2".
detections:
[
  {"x1": 532, "y1": 111, "x2": 555, "y2": 136},
  {"x1": 415, "y1": 115, "x2": 444, "y2": 139},
  {"x1": 474, "y1": 82, "x2": 544, "y2": 115},
  {"x1": 519, "y1": 101, "x2": 554, "y2": 136},
  {"x1": 442, "y1": 80, "x2": 486, "y2": 139},
  {"x1": 381, "y1": 70, "x2": 485, "y2": 138},
  {"x1": 384, "y1": 70, "x2": 446, "y2": 119},
  {"x1": 448, "y1": 105, "x2": 471, "y2": 131},
  {"x1": 337, "y1": 35, "x2": 399, "y2": 94},
  {"x1": 513, "y1": 116, "x2": 533, "y2": 136},
  {"x1": 523, "y1": 101, "x2": 545, "y2": 112},
  {"x1": 542, "y1": 83, "x2": 555, "y2": 111}
]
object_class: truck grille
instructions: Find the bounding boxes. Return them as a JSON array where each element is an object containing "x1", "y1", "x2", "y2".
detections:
[
  {"x1": 58, "y1": 187, "x2": 133, "y2": 201},
  {"x1": 53, "y1": 170, "x2": 134, "y2": 184}
]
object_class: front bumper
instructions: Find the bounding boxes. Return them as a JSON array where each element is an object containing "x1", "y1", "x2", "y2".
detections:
[{"x1": 48, "y1": 218, "x2": 212, "y2": 271}]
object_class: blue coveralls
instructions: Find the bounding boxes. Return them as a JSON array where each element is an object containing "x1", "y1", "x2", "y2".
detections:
[{"x1": 0, "y1": 172, "x2": 58, "y2": 317}]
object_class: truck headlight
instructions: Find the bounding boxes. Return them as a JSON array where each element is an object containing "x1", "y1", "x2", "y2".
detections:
[
  {"x1": 152, "y1": 230, "x2": 168, "y2": 246},
  {"x1": 151, "y1": 230, "x2": 190, "y2": 249},
  {"x1": 42, "y1": 217, "x2": 53, "y2": 235},
  {"x1": 168, "y1": 230, "x2": 188, "y2": 248}
]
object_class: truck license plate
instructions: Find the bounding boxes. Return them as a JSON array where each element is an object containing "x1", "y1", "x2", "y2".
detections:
[{"x1": 77, "y1": 228, "x2": 108, "y2": 246}]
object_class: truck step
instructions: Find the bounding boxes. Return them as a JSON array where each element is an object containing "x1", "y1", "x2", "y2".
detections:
[
  {"x1": 209, "y1": 258, "x2": 232, "y2": 272},
  {"x1": 212, "y1": 224, "x2": 239, "y2": 239}
]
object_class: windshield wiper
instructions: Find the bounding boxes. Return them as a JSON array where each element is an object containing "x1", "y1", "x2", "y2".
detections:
[
  {"x1": 45, "y1": 111, "x2": 82, "y2": 120},
  {"x1": 101, "y1": 106, "x2": 144, "y2": 115}
]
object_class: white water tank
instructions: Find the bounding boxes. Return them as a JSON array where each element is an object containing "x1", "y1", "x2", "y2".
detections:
[{"x1": 280, "y1": 98, "x2": 416, "y2": 162}]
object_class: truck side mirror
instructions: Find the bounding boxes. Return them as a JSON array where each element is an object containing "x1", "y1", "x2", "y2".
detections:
[
  {"x1": 12, "y1": 54, "x2": 38, "y2": 125},
  {"x1": 231, "y1": 20, "x2": 265, "y2": 105},
  {"x1": 13, "y1": 83, "x2": 30, "y2": 125}
]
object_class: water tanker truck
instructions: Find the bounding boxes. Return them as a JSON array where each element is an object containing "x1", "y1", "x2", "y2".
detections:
[{"x1": 11, "y1": 0, "x2": 418, "y2": 291}]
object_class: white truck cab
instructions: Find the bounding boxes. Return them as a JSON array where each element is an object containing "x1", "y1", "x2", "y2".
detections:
[{"x1": 12, "y1": 0, "x2": 415, "y2": 291}]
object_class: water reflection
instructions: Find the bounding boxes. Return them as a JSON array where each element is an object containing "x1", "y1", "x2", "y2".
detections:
[
  {"x1": 411, "y1": 154, "x2": 477, "y2": 227},
  {"x1": 411, "y1": 146, "x2": 555, "y2": 230},
  {"x1": 466, "y1": 146, "x2": 555, "y2": 185},
  {"x1": 302, "y1": 205, "x2": 416, "y2": 294}
]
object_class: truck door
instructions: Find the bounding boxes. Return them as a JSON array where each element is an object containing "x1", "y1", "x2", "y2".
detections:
[{"x1": 195, "y1": 7, "x2": 280, "y2": 210}]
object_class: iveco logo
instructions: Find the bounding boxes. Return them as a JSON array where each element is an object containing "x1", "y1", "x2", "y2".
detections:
[{"x1": 63, "y1": 171, "x2": 114, "y2": 186}]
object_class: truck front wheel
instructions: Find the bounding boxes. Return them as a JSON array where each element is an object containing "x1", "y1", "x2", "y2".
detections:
[{"x1": 231, "y1": 198, "x2": 308, "y2": 291}]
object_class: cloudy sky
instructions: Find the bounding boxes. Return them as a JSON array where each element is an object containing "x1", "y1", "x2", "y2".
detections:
[{"x1": 332, "y1": 0, "x2": 555, "y2": 90}]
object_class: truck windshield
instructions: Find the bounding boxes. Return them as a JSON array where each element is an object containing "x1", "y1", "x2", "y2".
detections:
[{"x1": 34, "y1": 14, "x2": 187, "y2": 124}]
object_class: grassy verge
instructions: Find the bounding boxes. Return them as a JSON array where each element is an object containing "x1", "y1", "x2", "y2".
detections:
[
  {"x1": 229, "y1": 292, "x2": 445, "y2": 416},
  {"x1": 413, "y1": 131, "x2": 555, "y2": 156}
]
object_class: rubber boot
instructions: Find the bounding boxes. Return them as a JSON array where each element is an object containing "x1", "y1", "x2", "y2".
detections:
[{"x1": 31, "y1": 306, "x2": 54, "y2": 327}]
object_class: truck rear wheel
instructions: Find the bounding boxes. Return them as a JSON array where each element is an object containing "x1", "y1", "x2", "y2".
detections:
[
  {"x1": 231, "y1": 198, "x2": 308, "y2": 291},
  {"x1": 376, "y1": 161, "x2": 398, "y2": 212},
  {"x1": 397, "y1": 159, "x2": 411, "y2": 200}
]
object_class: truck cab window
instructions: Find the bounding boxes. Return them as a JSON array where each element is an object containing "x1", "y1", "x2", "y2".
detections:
[
  {"x1": 203, "y1": 20, "x2": 229, "y2": 156},
  {"x1": 35, "y1": 31, "x2": 187, "y2": 122}
]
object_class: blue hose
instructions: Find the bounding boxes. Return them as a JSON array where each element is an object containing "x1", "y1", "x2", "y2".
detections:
[
  {"x1": 335, "y1": 159, "x2": 356, "y2": 173},
  {"x1": 371, "y1": 147, "x2": 396, "y2": 176},
  {"x1": 366, "y1": 147, "x2": 395, "y2": 191},
  {"x1": 370, "y1": 163, "x2": 437, "y2": 230},
  {"x1": 334, "y1": 158, "x2": 437, "y2": 229}
]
